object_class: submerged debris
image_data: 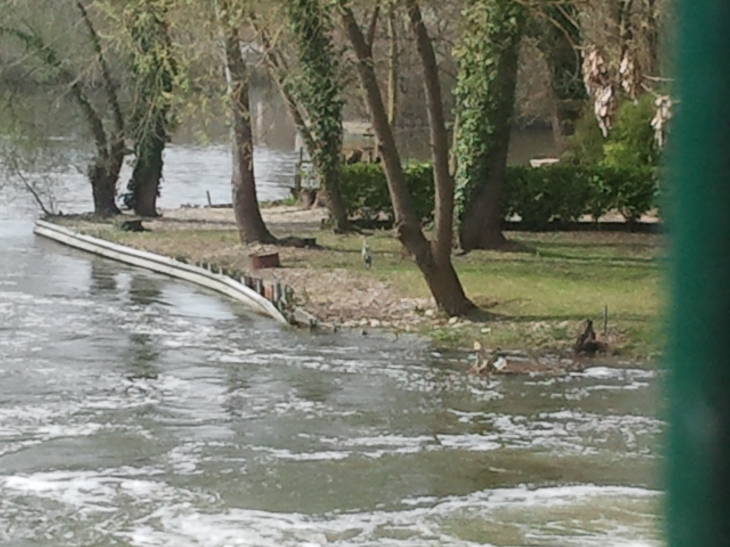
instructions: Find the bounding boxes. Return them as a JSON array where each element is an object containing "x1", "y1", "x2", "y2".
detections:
[{"x1": 469, "y1": 342, "x2": 557, "y2": 377}]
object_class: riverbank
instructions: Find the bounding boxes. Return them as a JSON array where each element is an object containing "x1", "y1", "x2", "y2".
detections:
[{"x1": 50, "y1": 205, "x2": 665, "y2": 360}]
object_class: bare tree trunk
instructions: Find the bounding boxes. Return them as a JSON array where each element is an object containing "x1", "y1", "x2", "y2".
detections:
[
  {"x1": 221, "y1": 14, "x2": 276, "y2": 244},
  {"x1": 406, "y1": 0, "x2": 453, "y2": 261},
  {"x1": 338, "y1": 1, "x2": 473, "y2": 316},
  {"x1": 89, "y1": 163, "x2": 120, "y2": 217}
]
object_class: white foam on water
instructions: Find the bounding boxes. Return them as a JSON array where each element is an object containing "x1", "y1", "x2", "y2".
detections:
[{"x1": 86, "y1": 482, "x2": 659, "y2": 547}]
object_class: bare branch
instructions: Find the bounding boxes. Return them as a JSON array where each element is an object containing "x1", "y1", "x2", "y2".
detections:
[
  {"x1": 16, "y1": 171, "x2": 54, "y2": 216},
  {"x1": 251, "y1": 15, "x2": 316, "y2": 152},
  {"x1": 76, "y1": 1, "x2": 124, "y2": 136},
  {"x1": 366, "y1": 1, "x2": 381, "y2": 53}
]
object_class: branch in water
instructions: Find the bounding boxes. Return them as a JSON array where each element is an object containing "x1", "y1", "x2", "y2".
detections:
[{"x1": 16, "y1": 171, "x2": 55, "y2": 217}]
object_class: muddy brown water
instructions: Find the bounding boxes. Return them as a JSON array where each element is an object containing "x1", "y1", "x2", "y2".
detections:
[{"x1": 1, "y1": 143, "x2": 663, "y2": 546}]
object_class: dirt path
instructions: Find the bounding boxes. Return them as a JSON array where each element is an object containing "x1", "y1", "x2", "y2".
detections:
[{"x1": 151, "y1": 205, "x2": 329, "y2": 233}]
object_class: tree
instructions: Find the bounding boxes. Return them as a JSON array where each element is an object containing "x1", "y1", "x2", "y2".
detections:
[
  {"x1": 534, "y1": 3, "x2": 587, "y2": 148},
  {"x1": 217, "y1": 0, "x2": 277, "y2": 243},
  {"x1": 0, "y1": 1, "x2": 125, "y2": 216},
  {"x1": 281, "y1": 0, "x2": 351, "y2": 232},
  {"x1": 453, "y1": 0, "x2": 526, "y2": 251},
  {"x1": 123, "y1": 0, "x2": 177, "y2": 217},
  {"x1": 337, "y1": 0, "x2": 473, "y2": 316}
]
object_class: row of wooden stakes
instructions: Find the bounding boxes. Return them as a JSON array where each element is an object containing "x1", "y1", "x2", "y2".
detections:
[{"x1": 177, "y1": 257, "x2": 296, "y2": 316}]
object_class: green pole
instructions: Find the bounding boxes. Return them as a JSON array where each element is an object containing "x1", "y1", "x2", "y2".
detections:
[{"x1": 668, "y1": 2, "x2": 730, "y2": 546}]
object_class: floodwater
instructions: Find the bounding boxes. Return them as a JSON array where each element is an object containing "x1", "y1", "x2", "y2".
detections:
[{"x1": 0, "y1": 141, "x2": 663, "y2": 546}]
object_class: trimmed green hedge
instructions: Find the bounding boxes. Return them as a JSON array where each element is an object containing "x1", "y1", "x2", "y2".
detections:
[
  {"x1": 339, "y1": 161, "x2": 435, "y2": 223},
  {"x1": 340, "y1": 162, "x2": 658, "y2": 228}
]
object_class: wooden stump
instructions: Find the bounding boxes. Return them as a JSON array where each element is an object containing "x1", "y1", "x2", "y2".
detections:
[{"x1": 249, "y1": 253, "x2": 280, "y2": 269}]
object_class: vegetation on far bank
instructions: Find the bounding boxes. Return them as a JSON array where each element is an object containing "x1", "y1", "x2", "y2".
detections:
[{"x1": 53, "y1": 211, "x2": 665, "y2": 360}]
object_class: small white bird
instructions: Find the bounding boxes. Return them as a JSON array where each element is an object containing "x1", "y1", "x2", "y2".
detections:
[{"x1": 361, "y1": 238, "x2": 372, "y2": 269}]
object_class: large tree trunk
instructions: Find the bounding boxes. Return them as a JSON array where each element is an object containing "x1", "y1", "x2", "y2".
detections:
[
  {"x1": 128, "y1": 120, "x2": 165, "y2": 217},
  {"x1": 283, "y1": 0, "x2": 350, "y2": 232},
  {"x1": 76, "y1": 1, "x2": 126, "y2": 217},
  {"x1": 89, "y1": 163, "x2": 120, "y2": 216},
  {"x1": 128, "y1": 154, "x2": 163, "y2": 217},
  {"x1": 222, "y1": 19, "x2": 276, "y2": 244},
  {"x1": 124, "y1": 0, "x2": 175, "y2": 218},
  {"x1": 89, "y1": 139, "x2": 125, "y2": 217},
  {"x1": 459, "y1": 138, "x2": 511, "y2": 250},
  {"x1": 406, "y1": 0, "x2": 455, "y2": 261},
  {"x1": 454, "y1": 0, "x2": 525, "y2": 251},
  {"x1": 316, "y1": 157, "x2": 350, "y2": 232},
  {"x1": 338, "y1": 1, "x2": 473, "y2": 316}
]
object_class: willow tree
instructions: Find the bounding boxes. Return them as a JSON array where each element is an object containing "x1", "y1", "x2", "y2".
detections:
[
  {"x1": 217, "y1": 0, "x2": 277, "y2": 243},
  {"x1": 0, "y1": 1, "x2": 125, "y2": 216},
  {"x1": 337, "y1": 0, "x2": 473, "y2": 316},
  {"x1": 454, "y1": 0, "x2": 526, "y2": 251},
  {"x1": 123, "y1": 0, "x2": 177, "y2": 217},
  {"x1": 281, "y1": 0, "x2": 350, "y2": 232}
]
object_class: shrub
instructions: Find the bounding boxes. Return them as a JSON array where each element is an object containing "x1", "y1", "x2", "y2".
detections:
[
  {"x1": 338, "y1": 162, "x2": 392, "y2": 221},
  {"x1": 504, "y1": 165, "x2": 657, "y2": 227},
  {"x1": 340, "y1": 162, "x2": 434, "y2": 223},
  {"x1": 504, "y1": 165, "x2": 595, "y2": 229},
  {"x1": 562, "y1": 105, "x2": 606, "y2": 166},
  {"x1": 596, "y1": 165, "x2": 658, "y2": 222},
  {"x1": 563, "y1": 95, "x2": 659, "y2": 170},
  {"x1": 602, "y1": 95, "x2": 658, "y2": 169},
  {"x1": 340, "y1": 162, "x2": 657, "y2": 229}
]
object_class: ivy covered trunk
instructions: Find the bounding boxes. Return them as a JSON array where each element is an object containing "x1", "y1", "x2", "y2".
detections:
[
  {"x1": 124, "y1": 0, "x2": 176, "y2": 218},
  {"x1": 221, "y1": 9, "x2": 277, "y2": 244},
  {"x1": 454, "y1": 0, "x2": 526, "y2": 251},
  {"x1": 338, "y1": 0, "x2": 473, "y2": 316},
  {"x1": 285, "y1": 0, "x2": 350, "y2": 232}
]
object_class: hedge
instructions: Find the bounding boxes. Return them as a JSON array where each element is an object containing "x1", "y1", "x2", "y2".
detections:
[{"x1": 340, "y1": 162, "x2": 658, "y2": 229}]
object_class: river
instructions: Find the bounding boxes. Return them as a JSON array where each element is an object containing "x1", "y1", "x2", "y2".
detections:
[{"x1": 0, "y1": 144, "x2": 663, "y2": 546}]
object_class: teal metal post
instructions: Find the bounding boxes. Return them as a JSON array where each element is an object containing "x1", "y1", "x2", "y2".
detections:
[{"x1": 668, "y1": 2, "x2": 730, "y2": 546}]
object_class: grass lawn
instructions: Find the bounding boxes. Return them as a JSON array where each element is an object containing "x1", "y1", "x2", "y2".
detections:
[{"x1": 313, "y1": 229, "x2": 666, "y2": 358}]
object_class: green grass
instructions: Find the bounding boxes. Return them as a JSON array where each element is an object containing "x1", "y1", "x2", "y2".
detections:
[{"x1": 311, "y1": 229, "x2": 665, "y2": 358}]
